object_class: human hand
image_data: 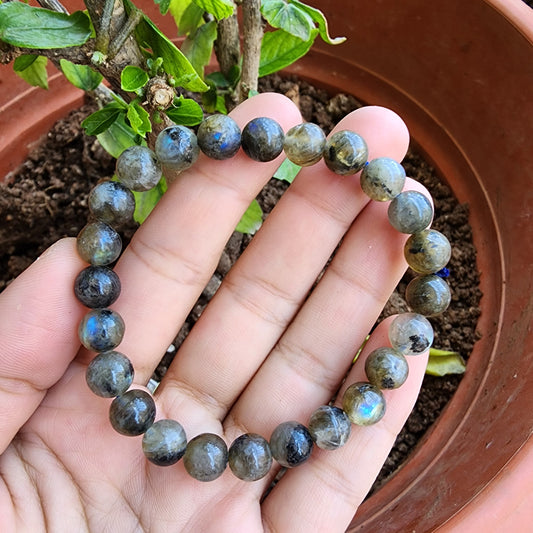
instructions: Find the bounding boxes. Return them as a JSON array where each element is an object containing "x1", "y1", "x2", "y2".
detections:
[{"x1": 0, "y1": 93, "x2": 429, "y2": 533}]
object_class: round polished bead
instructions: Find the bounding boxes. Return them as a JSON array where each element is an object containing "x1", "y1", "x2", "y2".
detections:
[
  {"x1": 109, "y1": 389, "x2": 156, "y2": 436},
  {"x1": 406, "y1": 274, "x2": 452, "y2": 316},
  {"x1": 155, "y1": 125, "x2": 199, "y2": 172},
  {"x1": 88, "y1": 180, "x2": 135, "y2": 226},
  {"x1": 389, "y1": 312, "x2": 434, "y2": 355},
  {"x1": 77, "y1": 222, "x2": 122, "y2": 266},
  {"x1": 308, "y1": 405, "x2": 351, "y2": 450},
  {"x1": 342, "y1": 382, "x2": 386, "y2": 426},
  {"x1": 364, "y1": 347, "x2": 409, "y2": 389},
  {"x1": 142, "y1": 419, "x2": 187, "y2": 466},
  {"x1": 86, "y1": 350, "x2": 134, "y2": 397},
  {"x1": 116, "y1": 145, "x2": 162, "y2": 191},
  {"x1": 228, "y1": 433, "x2": 272, "y2": 481},
  {"x1": 78, "y1": 308, "x2": 125, "y2": 352},
  {"x1": 404, "y1": 229, "x2": 452, "y2": 274},
  {"x1": 283, "y1": 122, "x2": 326, "y2": 166},
  {"x1": 197, "y1": 114, "x2": 241, "y2": 160},
  {"x1": 388, "y1": 190, "x2": 433, "y2": 234},
  {"x1": 74, "y1": 265, "x2": 121, "y2": 308},
  {"x1": 270, "y1": 421, "x2": 313, "y2": 468},
  {"x1": 241, "y1": 117, "x2": 284, "y2": 162},
  {"x1": 323, "y1": 130, "x2": 368, "y2": 175},
  {"x1": 183, "y1": 433, "x2": 228, "y2": 481},
  {"x1": 360, "y1": 157, "x2": 406, "y2": 201}
]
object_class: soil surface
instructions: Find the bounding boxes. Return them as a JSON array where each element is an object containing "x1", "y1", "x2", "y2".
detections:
[{"x1": 0, "y1": 76, "x2": 481, "y2": 490}]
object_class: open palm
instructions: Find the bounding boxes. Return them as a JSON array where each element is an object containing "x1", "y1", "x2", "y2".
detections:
[{"x1": 0, "y1": 93, "x2": 428, "y2": 533}]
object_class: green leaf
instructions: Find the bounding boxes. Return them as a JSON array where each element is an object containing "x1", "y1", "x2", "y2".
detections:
[
  {"x1": 0, "y1": 3, "x2": 91, "y2": 48},
  {"x1": 96, "y1": 113, "x2": 140, "y2": 158},
  {"x1": 82, "y1": 104, "x2": 124, "y2": 136},
  {"x1": 259, "y1": 28, "x2": 318, "y2": 77},
  {"x1": 175, "y1": 1, "x2": 204, "y2": 36},
  {"x1": 126, "y1": 100, "x2": 152, "y2": 136},
  {"x1": 165, "y1": 97, "x2": 204, "y2": 126},
  {"x1": 261, "y1": 0, "x2": 314, "y2": 42},
  {"x1": 274, "y1": 158, "x2": 301, "y2": 183},
  {"x1": 289, "y1": 0, "x2": 346, "y2": 45},
  {"x1": 121, "y1": 65, "x2": 149, "y2": 92},
  {"x1": 192, "y1": 0, "x2": 234, "y2": 20},
  {"x1": 426, "y1": 351, "x2": 466, "y2": 377},
  {"x1": 182, "y1": 19, "x2": 217, "y2": 78},
  {"x1": 236, "y1": 199, "x2": 263, "y2": 235},
  {"x1": 133, "y1": 177, "x2": 168, "y2": 224},
  {"x1": 13, "y1": 55, "x2": 48, "y2": 89},
  {"x1": 154, "y1": 0, "x2": 172, "y2": 15},
  {"x1": 60, "y1": 59, "x2": 103, "y2": 91}
]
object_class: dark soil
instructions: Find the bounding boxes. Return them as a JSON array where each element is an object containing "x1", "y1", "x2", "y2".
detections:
[{"x1": 0, "y1": 76, "x2": 481, "y2": 490}]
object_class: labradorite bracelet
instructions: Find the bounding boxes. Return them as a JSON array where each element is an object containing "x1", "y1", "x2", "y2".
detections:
[{"x1": 76, "y1": 111, "x2": 452, "y2": 482}]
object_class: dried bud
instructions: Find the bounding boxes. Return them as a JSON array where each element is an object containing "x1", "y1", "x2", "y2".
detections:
[{"x1": 145, "y1": 77, "x2": 175, "y2": 110}]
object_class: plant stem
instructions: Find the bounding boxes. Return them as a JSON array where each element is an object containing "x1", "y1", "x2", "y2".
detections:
[
  {"x1": 107, "y1": 7, "x2": 143, "y2": 60},
  {"x1": 94, "y1": 0, "x2": 116, "y2": 55},
  {"x1": 239, "y1": 0, "x2": 262, "y2": 102},
  {"x1": 36, "y1": 0, "x2": 69, "y2": 14}
]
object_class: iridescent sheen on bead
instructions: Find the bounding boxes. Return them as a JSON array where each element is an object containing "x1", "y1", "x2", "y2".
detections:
[
  {"x1": 183, "y1": 433, "x2": 228, "y2": 481},
  {"x1": 360, "y1": 157, "x2": 406, "y2": 201},
  {"x1": 342, "y1": 382, "x2": 385, "y2": 425},
  {"x1": 228, "y1": 433, "x2": 272, "y2": 481},
  {"x1": 404, "y1": 229, "x2": 452, "y2": 274},
  {"x1": 323, "y1": 130, "x2": 368, "y2": 175},
  {"x1": 197, "y1": 114, "x2": 241, "y2": 160},
  {"x1": 78, "y1": 308, "x2": 125, "y2": 352},
  {"x1": 155, "y1": 125, "x2": 200, "y2": 172},
  {"x1": 389, "y1": 312, "x2": 434, "y2": 356},
  {"x1": 86, "y1": 350, "x2": 133, "y2": 397},
  {"x1": 88, "y1": 180, "x2": 135, "y2": 226},
  {"x1": 241, "y1": 117, "x2": 284, "y2": 162},
  {"x1": 406, "y1": 274, "x2": 452, "y2": 316},
  {"x1": 77, "y1": 222, "x2": 122, "y2": 266},
  {"x1": 74, "y1": 265, "x2": 121, "y2": 308},
  {"x1": 109, "y1": 389, "x2": 156, "y2": 436},
  {"x1": 269, "y1": 421, "x2": 313, "y2": 468},
  {"x1": 388, "y1": 190, "x2": 433, "y2": 234},
  {"x1": 308, "y1": 405, "x2": 351, "y2": 450},
  {"x1": 142, "y1": 419, "x2": 187, "y2": 466},
  {"x1": 116, "y1": 145, "x2": 162, "y2": 191},
  {"x1": 364, "y1": 347, "x2": 409, "y2": 390},
  {"x1": 283, "y1": 122, "x2": 326, "y2": 166}
]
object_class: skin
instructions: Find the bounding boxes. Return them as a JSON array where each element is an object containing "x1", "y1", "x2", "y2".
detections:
[{"x1": 0, "y1": 93, "x2": 430, "y2": 533}]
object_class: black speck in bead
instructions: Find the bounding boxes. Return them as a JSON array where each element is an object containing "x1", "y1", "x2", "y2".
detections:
[
  {"x1": 404, "y1": 229, "x2": 452, "y2": 274},
  {"x1": 388, "y1": 190, "x2": 433, "y2": 234},
  {"x1": 89, "y1": 180, "x2": 135, "y2": 226},
  {"x1": 78, "y1": 308, "x2": 125, "y2": 352},
  {"x1": 323, "y1": 130, "x2": 368, "y2": 175},
  {"x1": 405, "y1": 274, "x2": 451, "y2": 316},
  {"x1": 109, "y1": 389, "x2": 156, "y2": 436},
  {"x1": 342, "y1": 382, "x2": 386, "y2": 426},
  {"x1": 241, "y1": 117, "x2": 284, "y2": 162},
  {"x1": 360, "y1": 157, "x2": 406, "y2": 201},
  {"x1": 197, "y1": 114, "x2": 241, "y2": 160},
  {"x1": 155, "y1": 125, "x2": 199, "y2": 172},
  {"x1": 364, "y1": 347, "x2": 409, "y2": 390},
  {"x1": 269, "y1": 421, "x2": 314, "y2": 468},
  {"x1": 86, "y1": 351, "x2": 134, "y2": 397},
  {"x1": 228, "y1": 433, "x2": 272, "y2": 481},
  {"x1": 308, "y1": 405, "x2": 351, "y2": 450},
  {"x1": 77, "y1": 222, "x2": 122, "y2": 266},
  {"x1": 142, "y1": 419, "x2": 187, "y2": 466},
  {"x1": 116, "y1": 145, "x2": 162, "y2": 191},
  {"x1": 283, "y1": 122, "x2": 326, "y2": 166},
  {"x1": 74, "y1": 266, "x2": 121, "y2": 309},
  {"x1": 183, "y1": 433, "x2": 228, "y2": 482}
]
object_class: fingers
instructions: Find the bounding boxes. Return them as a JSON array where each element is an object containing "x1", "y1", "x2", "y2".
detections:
[{"x1": 0, "y1": 238, "x2": 86, "y2": 454}]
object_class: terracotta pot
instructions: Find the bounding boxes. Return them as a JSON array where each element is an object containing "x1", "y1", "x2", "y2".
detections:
[{"x1": 1, "y1": 1, "x2": 532, "y2": 530}]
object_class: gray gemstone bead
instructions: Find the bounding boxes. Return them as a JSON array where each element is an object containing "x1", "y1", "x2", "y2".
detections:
[
  {"x1": 86, "y1": 351, "x2": 134, "y2": 397},
  {"x1": 228, "y1": 433, "x2": 272, "y2": 481},
  {"x1": 388, "y1": 190, "x2": 433, "y2": 234},
  {"x1": 197, "y1": 114, "x2": 241, "y2": 160},
  {"x1": 116, "y1": 145, "x2": 162, "y2": 191},
  {"x1": 142, "y1": 419, "x2": 187, "y2": 466},
  {"x1": 74, "y1": 265, "x2": 121, "y2": 308},
  {"x1": 360, "y1": 157, "x2": 406, "y2": 201},
  {"x1": 323, "y1": 130, "x2": 368, "y2": 175},
  {"x1": 241, "y1": 117, "x2": 284, "y2": 162},
  {"x1": 308, "y1": 405, "x2": 351, "y2": 450},
  {"x1": 342, "y1": 382, "x2": 386, "y2": 425},
  {"x1": 269, "y1": 421, "x2": 314, "y2": 468},
  {"x1": 77, "y1": 222, "x2": 122, "y2": 266},
  {"x1": 389, "y1": 312, "x2": 434, "y2": 356},
  {"x1": 183, "y1": 433, "x2": 228, "y2": 481},
  {"x1": 78, "y1": 308, "x2": 125, "y2": 352},
  {"x1": 155, "y1": 125, "x2": 199, "y2": 172},
  {"x1": 89, "y1": 180, "x2": 135, "y2": 226},
  {"x1": 404, "y1": 229, "x2": 452, "y2": 274},
  {"x1": 364, "y1": 347, "x2": 409, "y2": 390},
  {"x1": 406, "y1": 274, "x2": 452, "y2": 316},
  {"x1": 283, "y1": 122, "x2": 326, "y2": 166},
  {"x1": 109, "y1": 389, "x2": 156, "y2": 436}
]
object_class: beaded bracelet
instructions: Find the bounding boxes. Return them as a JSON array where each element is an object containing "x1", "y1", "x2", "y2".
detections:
[{"x1": 75, "y1": 111, "x2": 452, "y2": 482}]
